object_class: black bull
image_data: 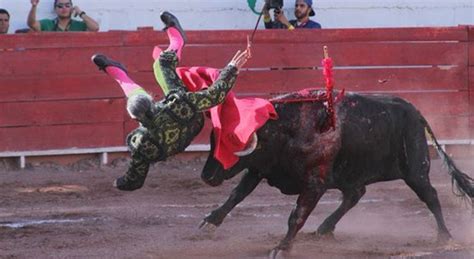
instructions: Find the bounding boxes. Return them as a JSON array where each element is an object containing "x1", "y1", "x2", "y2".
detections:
[{"x1": 199, "y1": 91, "x2": 474, "y2": 255}]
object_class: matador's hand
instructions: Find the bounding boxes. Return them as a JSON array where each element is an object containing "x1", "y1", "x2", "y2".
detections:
[{"x1": 229, "y1": 36, "x2": 252, "y2": 70}]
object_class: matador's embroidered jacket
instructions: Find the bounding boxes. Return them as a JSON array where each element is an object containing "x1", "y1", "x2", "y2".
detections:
[{"x1": 123, "y1": 51, "x2": 238, "y2": 184}]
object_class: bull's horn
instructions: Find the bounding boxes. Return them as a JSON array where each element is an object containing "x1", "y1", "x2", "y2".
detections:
[{"x1": 234, "y1": 133, "x2": 258, "y2": 157}]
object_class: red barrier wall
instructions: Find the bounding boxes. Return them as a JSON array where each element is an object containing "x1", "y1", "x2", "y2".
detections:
[{"x1": 0, "y1": 27, "x2": 472, "y2": 153}]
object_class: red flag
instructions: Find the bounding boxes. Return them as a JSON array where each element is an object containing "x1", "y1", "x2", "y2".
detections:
[{"x1": 322, "y1": 47, "x2": 336, "y2": 130}]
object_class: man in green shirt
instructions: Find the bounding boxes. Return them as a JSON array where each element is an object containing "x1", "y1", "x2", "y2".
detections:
[{"x1": 27, "y1": 0, "x2": 99, "y2": 32}]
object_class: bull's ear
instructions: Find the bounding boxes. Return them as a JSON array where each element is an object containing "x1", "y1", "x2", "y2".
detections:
[{"x1": 234, "y1": 133, "x2": 258, "y2": 157}]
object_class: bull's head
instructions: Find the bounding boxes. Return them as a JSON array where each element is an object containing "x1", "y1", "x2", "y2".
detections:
[{"x1": 201, "y1": 132, "x2": 252, "y2": 186}]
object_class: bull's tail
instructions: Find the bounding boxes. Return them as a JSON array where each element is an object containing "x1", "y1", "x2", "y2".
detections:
[{"x1": 424, "y1": 121, "x2": 474, "y2": 200}]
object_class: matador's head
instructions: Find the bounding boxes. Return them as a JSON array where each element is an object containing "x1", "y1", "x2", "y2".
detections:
[{"x1": 127, "y1": 94, "x2": 155, "y2": 124}]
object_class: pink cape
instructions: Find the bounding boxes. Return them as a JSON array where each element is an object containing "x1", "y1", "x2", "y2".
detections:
[{"x1": 176, "y1": 67, "x2": 278, "y2": 169}]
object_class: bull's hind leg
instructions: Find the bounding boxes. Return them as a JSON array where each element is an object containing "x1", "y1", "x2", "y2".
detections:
[
  {"x1": 316, "y1": 186, "x2": 366, "y2": 237},
  {"x1": 270, "y1": 182, "x2": 326, "y2": 258},
  {"x1": 404, "y1": 177, "x2": 451, "y2": 241},
  {"x1": 402, "y1": 127, "x2": 451, "y2": 242}
]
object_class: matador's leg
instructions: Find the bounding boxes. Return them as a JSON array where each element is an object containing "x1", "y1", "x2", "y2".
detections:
[
  {"x1": 153, "y1": 11, "x2": 186, "y2": 61},
  {"x1": 153, "y1": 12, "x2": 188, "y2": 95},
  {"x1": 92, "y1": 54, "x2": 148, "y2": 98},
  {"x1": 92, "y1": 54, "x2": 154, "y2": 121}
]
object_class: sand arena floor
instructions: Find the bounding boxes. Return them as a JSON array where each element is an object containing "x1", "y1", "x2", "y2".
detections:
[{"x1": 0, "y1": 156, "x2": 473, "y2": 258}]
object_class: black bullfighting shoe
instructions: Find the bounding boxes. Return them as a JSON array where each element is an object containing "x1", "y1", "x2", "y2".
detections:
[
  {"x1": 160, "y1": 11, "x2": 187, "y2": 43},
  {"x1": 91, "y1": 54, "x2": 128, "y2": 73},
  {"x1": 113, "y1": 175, "x2": 145, "y2": 191}
]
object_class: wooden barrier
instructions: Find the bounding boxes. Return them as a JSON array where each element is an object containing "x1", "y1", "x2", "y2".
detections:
[{"x1": 0, "y1": 26, "x2": 473, "y2": 164}]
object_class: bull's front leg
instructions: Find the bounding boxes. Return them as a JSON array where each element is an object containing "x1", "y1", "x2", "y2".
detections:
[
  {"x1": 199, "y1": 170, "x2": 261, "y2": 230},
  {"x1": 270, "y1": 180, "x2": 326, "y2": 258}
]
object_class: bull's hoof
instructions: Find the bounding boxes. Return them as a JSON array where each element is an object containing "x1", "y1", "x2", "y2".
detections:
[
  {"x1": 436, "y1": 232, "x2": 453, "y2": 244},
  {"x1": 314, "y1": 231, "x2": 336, "y2": 241},
  {"x1": 268, "y1": 248, "x2": 289, "y2": 259},
  {"x1": 269, "y1": 242, "x2": 291, "y2": 259},
  {"x1": 200, "y1": 211, "x2": 224, "y2": 227},
  {"x1": 198, "y1": 220, "x2": 217, "y2": 233}
]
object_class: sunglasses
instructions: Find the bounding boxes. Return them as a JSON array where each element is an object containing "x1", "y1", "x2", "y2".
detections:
[{"x1": 55, "y1": 3, "x2": 72, "y2": 9}]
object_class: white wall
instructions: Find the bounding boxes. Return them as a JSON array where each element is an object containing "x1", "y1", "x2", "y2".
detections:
[{"x1": 1, "y1": 0, "x2": 473, "y2": 33}]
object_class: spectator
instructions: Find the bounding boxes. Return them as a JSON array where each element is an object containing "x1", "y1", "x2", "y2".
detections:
[
  {"x1": 0, "y1": 8, "x2": 9, "y2": 34},
  {"x1": 264, "y1": 0, "x2": 321, "y2": 30},
  {"x1": 27, "y1": 0, "x2": 99, "y2": 32}
]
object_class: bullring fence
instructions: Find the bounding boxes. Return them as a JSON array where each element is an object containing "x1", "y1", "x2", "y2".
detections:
[{"x1": 1, "y1": 26, "x2": 474, "y2": 167}]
